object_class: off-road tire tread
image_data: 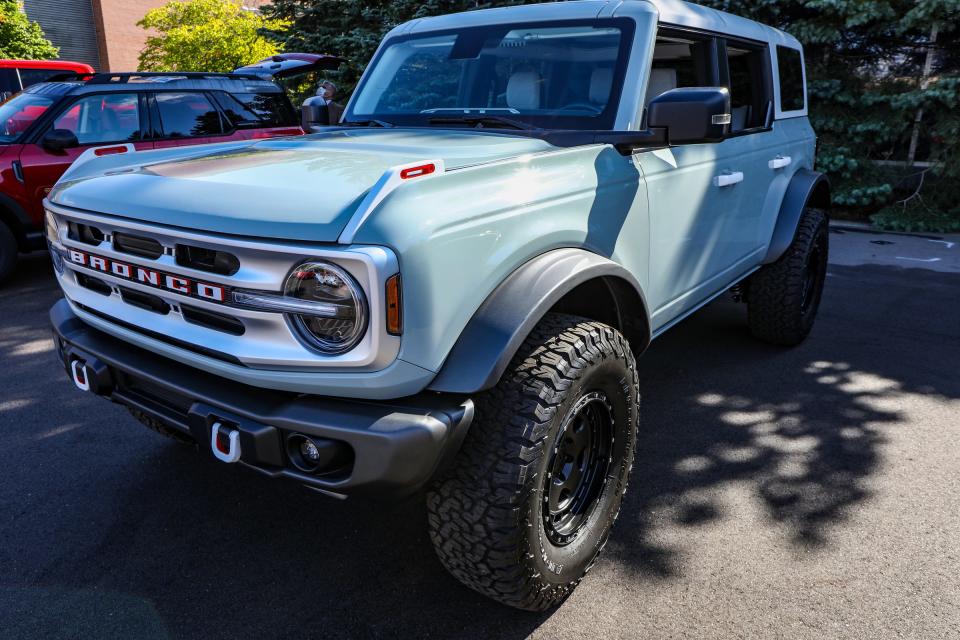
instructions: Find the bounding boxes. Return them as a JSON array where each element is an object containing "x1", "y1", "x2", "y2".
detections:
[
  {"x1": 426, "y1": 312, "x2": 638, "y2": 611},
  {"x1": 127, "y1": 407, "x2": 195, "y2": 444},
  {"x1": 747, "y1": 208, "x2": 827, "y2": 346}
]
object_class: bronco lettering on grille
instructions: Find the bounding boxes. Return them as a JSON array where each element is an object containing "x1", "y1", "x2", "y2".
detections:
[{"x1": 67, "y1": 249, "x2": 227, "y2": 303}]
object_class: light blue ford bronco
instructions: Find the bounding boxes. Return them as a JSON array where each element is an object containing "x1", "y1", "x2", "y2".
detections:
[{"x1": 47, "y1": 0, "x2": 829, "y2": 610}]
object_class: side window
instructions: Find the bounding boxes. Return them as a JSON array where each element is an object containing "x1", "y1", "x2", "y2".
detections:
[
  {"x1": 214, "y1": 91, "x2": 298, "y2": 128},
  {"x1": 155, "y1": 92, "x2": 224, "y2": 138},
  {"x1": 52, "y1": 93, "x2": 141, "y2": 145},
  {"x1": 776, "y1": 46, "x2": 805, "y2": 112},
  {"x1": 725, "y1": 43, "x2": 771, "y2": 131},
  {"x1": 647, "y1": 33, "x2": 714, "y2": 108}
]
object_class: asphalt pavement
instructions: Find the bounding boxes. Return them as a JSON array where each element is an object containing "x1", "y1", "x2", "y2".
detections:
[{"x1": 1, "y1": 227, "x2": 958, "y2": 639}]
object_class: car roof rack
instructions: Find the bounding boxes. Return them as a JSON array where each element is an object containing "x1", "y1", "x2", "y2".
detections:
[{"x1": 85, "y1": 72, "x2": 263, "y2": 84}]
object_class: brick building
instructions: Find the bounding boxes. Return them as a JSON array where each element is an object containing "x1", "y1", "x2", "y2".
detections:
[{"x1": 23, "y1": 0, "x2": 270, "y2": 72}]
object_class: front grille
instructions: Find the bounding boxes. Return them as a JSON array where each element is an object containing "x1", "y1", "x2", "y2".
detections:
[
  {"x1": 114, "y1": 232, "x2": 164, "y2": 260},
  {"x1": 176, "y1": 244, "x2": 240, "y2": 276},
  {"x1": 50, "y1": 204, "x2": 399, "y2": 373}
]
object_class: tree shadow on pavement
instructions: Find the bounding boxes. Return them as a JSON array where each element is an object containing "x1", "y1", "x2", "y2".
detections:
[{"x1": 605, "y1": 262, "x2": 960, "y2": 580}]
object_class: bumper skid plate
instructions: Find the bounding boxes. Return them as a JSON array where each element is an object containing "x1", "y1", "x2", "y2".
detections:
[{"x1": 50, "y1": 299, "x2": 473, "y2": 497}]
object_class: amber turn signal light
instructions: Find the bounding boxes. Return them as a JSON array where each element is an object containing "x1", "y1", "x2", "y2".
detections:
[{"x1": 386, "y1": 274, "x2": 402, "y2": 336}]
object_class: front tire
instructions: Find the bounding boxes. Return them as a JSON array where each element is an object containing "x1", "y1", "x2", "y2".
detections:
[
  {"x1": 426, "y1": 313, "x2": 639, "y2": 611},
  {"x1": 747, "y1": 208, "x2": 829, "y2": 346}
]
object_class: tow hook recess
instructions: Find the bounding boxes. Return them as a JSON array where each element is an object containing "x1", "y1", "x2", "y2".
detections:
[
  {"x1": 211, "y1": 421, "x2": 242, "y2": 463},
  {"x1": 70, "y1": 359, "x2": 91, "y2": 391}
]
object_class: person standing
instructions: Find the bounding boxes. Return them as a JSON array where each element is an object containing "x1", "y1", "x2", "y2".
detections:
[{"x1": 302, "y1": 79, "x2": 343, "y2": 127}]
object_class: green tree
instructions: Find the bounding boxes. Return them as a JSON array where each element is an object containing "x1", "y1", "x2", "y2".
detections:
[
  {"x1": 138, "y1": 0, "x2": 290, "y2": 73},
  {"x1": 0, "y1": 0, "x2": 58, "y2": 59}
]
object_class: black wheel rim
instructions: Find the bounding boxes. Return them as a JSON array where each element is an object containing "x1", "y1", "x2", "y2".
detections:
[
  {"x1": 800, "y1": 232, "x2": 827, "y2": 314},
  {"x1": 542, "y1": 391, "x2": 615, "y2": 546}
]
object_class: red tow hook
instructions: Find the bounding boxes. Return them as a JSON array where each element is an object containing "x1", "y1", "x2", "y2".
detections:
[{"x1": 210, "y1": 422, "x2": 242, "y2": 463}]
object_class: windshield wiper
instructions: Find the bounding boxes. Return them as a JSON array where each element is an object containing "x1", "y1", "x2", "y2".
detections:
[
  {"x1": 428, "y1": 115, "x2": 537, "y2": 131},
  {"x1": 341, "y1": 119, "x2": 396, "y2": 128}
]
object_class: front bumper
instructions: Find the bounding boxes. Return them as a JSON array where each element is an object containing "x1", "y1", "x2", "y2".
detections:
[{"x1": 50, "y1": 299, "x2": 473, "y2": 497}]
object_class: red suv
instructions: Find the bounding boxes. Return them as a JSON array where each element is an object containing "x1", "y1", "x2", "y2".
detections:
[{"x1": 0, "y1": 71, "x2": 306, "y2": 282}]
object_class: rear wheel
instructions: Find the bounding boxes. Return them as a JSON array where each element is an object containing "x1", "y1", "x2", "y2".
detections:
[
  {"x1": 0, "y1": 222, "x2": 17, "y2": 285},
  {"x1": 747, "y1": 208, "x2": 828, "y2": 346},
  {"x1": 426, "y1": 313, "x2": 639, "y2": 611}
]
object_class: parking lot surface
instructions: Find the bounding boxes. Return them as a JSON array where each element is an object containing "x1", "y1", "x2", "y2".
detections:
[{"x1": 1, "y1": 228, "x2": 958, "y2": 639}]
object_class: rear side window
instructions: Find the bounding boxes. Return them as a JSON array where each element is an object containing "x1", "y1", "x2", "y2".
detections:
[
  {"x1": 776, "y1": 46, "x2": 804, "y2": 112},
  {"x1": 215, "y1": 92, "x2": 297, "y2": 128},
  {"x1": 155, "y1": 92, "x2": 224, "y2": 138}
]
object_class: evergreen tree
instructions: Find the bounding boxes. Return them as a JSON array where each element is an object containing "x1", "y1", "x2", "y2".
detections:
[{"x1": 0, "y1": 0, "x2": 58, "y2": 60}]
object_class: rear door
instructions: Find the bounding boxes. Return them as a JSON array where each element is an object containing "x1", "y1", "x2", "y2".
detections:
[
  {"x1": 148, "y1": 91, "x2": 244, "y2": 149},
  {"x1": 19, "y1": 91, "x2": 152, "y2": 221},
  {"x1": 710, "y1": 37, "x2": 779, "y2": 270}
]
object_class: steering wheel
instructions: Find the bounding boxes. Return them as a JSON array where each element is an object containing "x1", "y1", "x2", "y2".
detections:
[{"x1": 557, "y1": 103, "x2": 603, "y2": 114}]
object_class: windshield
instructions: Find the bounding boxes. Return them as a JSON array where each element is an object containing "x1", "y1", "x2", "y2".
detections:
[
  {"x1": 346, "y1": 20, "x2": 634, "y2": 130},
  {"x1": 0, "y1": 92, "x2": 55, "y2": 143}
]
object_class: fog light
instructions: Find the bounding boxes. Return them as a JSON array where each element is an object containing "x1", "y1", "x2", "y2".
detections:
[
  {"x1": 300, "y1": 438, "x2": 321, "y2": 463},
  {"x1": 286, "y1": 433, "x2": 352, "y2": 474}
]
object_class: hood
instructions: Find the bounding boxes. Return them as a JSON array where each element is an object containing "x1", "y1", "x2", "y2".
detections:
[{"x1": 50, "y1": 129, "x2": 555, "y2": 242}]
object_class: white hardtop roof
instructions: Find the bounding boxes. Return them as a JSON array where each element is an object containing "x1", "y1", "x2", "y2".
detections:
[{"x1": 394, "y1": 0, "x2": 801, "y2": 50}]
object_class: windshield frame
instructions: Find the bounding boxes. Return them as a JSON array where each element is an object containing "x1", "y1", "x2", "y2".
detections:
[{"x1": 343, "y1": 18, "x2": 637, "y2": 132}]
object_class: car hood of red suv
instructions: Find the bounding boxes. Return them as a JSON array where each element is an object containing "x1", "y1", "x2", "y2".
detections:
[{"x1": 49, "y1": 128, "x2": 554, "y2": 242}]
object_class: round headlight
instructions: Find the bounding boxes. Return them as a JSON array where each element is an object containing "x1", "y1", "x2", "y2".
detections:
[{"x1": 284, "y1": 262, "x2": 367, "y2": 354}]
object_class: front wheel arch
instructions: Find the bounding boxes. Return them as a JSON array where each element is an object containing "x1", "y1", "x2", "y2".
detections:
[{"x1": 427, "y1": 248, "x2": 651, "y2": 395}]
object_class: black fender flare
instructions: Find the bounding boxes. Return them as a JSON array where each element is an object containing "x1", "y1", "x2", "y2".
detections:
[
  {"x1": 427, "y1": 248, "x2": 651, "y2": 395},
  {"x1": 762, "y1": 169, "x2": 830, "y2": 264}
]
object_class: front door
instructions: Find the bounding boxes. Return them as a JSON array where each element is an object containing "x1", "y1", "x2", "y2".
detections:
[{"x1": 19, "y1": 92, "x2": 152, "y2": 221}]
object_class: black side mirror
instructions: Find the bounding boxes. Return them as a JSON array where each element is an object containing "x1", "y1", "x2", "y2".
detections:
[
  {"x1": 647, "y1": 87, "x2": 731, "y2": 144},
  {"x1": 42, "y1": 128, "x2": 80, "y2": 152},
  {"x1": 301, "y1": 100, "x2": 330, "y2": 131}
]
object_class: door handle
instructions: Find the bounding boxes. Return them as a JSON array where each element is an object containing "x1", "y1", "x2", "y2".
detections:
[
  {"x1": 768, "y1": 156, "x2": 792, "y2": 170},
  {"x1": 713, "y1": 172, "x2": 744, "y2": 188}
]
